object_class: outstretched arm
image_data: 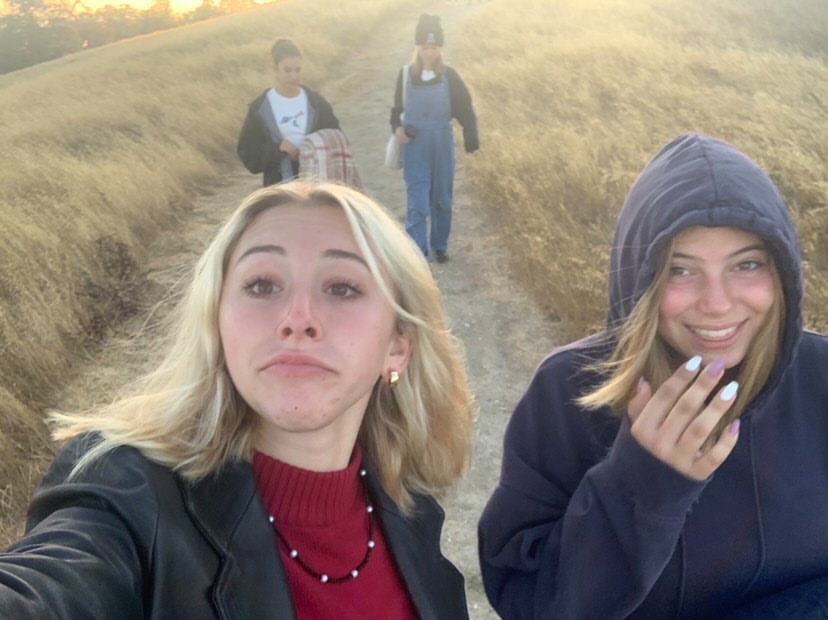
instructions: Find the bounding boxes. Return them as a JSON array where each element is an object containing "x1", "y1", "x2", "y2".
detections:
[{"x1": 0, "y1": 439, "x2": 154, "y2": 618}]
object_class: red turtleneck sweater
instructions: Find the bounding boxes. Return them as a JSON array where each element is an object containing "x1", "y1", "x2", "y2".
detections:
[{"x1": 253, "y1": 447, "x2": 418, "y2": 619}]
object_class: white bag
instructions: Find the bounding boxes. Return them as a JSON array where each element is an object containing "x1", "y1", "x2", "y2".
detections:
[
  {"x1": 384, "y1": 133, "x2": 401, "y2": 169},
  {"x1": 383, "y1": 64, "x2": 409, "y2": 170}
]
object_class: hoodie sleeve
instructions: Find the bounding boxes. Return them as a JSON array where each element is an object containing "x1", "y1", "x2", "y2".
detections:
[
  {"x1": 446, "y1": 66, "x2": 478, "y2": 153},
  {"x1": 236, "y1": 99, "x2": 285, "y2": 175},
  {"x1": 307, "y1": 88, "x2": 340, "y2": 132},
  {"x1": 390, "y1": 67, "x2": 404, "y2": 132},
  {"x1": 478, "y1": 352, "x2": 708, "y2": 619}
]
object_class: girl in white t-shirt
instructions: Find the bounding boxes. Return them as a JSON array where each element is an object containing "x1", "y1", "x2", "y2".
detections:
[{"x1": 238, "y1": 39, "x2": 340, "y2": 186}]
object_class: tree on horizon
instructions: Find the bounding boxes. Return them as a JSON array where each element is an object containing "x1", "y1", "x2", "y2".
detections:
[{"x1": 0, "y1": 0, "x2": 233, "y2": 74}]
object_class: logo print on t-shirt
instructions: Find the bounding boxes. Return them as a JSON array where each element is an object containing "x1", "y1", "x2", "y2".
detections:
[{"x1": 280, "y1": 111, "x2": 306, "y2": 128}]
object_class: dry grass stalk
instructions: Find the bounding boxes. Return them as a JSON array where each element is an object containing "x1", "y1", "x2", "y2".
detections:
[{"x1": 453, "y1": 0, "x2": 828, "y2": 340}]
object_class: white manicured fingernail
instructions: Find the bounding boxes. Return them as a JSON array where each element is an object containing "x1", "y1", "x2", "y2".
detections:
[
  {"x1": 685, "y1": 355, "x2": 703, "y2": 372},
  {"x1": 720, "y1": 381, "x2": 739, "y2": 402}
]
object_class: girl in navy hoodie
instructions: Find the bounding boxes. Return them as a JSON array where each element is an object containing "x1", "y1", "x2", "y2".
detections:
[{"x1": 479, "y1": 134, "x2": 828, "y2": 619}]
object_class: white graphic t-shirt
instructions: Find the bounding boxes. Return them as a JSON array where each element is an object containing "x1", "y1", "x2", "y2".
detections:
[{"x1": 266, "y1": 88, "x2": 309, "y2": 148}]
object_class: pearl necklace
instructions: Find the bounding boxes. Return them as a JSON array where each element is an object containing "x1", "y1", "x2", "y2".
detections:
[{"x1": 268, "y1": 468, "x2": 375, "y2": 584}]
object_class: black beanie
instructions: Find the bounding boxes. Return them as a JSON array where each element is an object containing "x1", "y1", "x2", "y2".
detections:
[{"x1": 415, "y1": 14, "x2": 444, "y2": 46}]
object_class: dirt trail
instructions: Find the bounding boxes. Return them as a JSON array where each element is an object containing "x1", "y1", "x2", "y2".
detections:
[{"x1": 55, "y1": 2, "x2": 559, "y2": 617}]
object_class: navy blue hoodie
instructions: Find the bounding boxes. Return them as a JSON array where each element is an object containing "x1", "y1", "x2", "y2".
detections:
[{"x1": 478, "y1": 134, "x2": 828, "y2": 619}]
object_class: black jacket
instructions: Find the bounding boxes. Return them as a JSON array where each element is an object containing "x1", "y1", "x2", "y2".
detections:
[
  {"x1": 237, "y1": 86, "x2": 340, "y2": 187},
  {"x1": 0, "y1": 435, "x2": 468, "y2": 619}
]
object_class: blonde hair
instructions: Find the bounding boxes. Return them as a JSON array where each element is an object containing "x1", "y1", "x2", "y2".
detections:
[
  {"x1": 579, "y1": 235, "x2": 784, "y2": 439},
  {"x1": 52, "y1": 181, "x2": 473, "y2": 513},
  {"x1": 409, "y1": 46, "x2": 445, "y2": 75}
]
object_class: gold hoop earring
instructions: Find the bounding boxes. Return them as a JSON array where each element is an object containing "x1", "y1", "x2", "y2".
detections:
[{"x1": 387, "y1": 370, "x2": 400, "y2": 388}]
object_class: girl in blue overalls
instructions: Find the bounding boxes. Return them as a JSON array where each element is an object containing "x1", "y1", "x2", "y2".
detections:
[{"x1": 390, "y1": 14, "x2": 479, "y2": 263}]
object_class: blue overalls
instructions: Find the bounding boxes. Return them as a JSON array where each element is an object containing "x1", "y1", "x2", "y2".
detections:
[{"x1": 402, "y1": 71, "x2": 455, "y2": 258}]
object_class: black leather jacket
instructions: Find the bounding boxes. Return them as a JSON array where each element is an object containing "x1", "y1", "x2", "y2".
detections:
[{"x1": 0, "y1": 435, "x2": 468, "y2": 619}]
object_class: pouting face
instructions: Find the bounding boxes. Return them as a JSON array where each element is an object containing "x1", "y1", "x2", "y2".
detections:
[
  {"x1": 218, "y1": 205, "x2": 410, "y2": 463},
  {"x1": 657, "y1": 226, "x2": 776, "y2": 369},
  {"x1": 273, "y1": 56, "x2": 302, "y2": 94}
]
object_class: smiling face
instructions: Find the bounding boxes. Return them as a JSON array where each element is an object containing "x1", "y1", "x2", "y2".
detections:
[
  {"x1": 218, "y1": 204, "x2": 410, "y2": 470},
  {"x1": 273, "y1": 55, "x2": 302, "y2": 96},
  {"x1": 657, "y1": 226, "x2": 776, "y2": 369}
]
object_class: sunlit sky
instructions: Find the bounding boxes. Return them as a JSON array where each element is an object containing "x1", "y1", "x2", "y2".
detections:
[
  {"x1": 80, "y1": 0, "x2": 208, "y2": 12},
  {"x1": 0, "y1": 0, "x2": 258, "y2": 14}
]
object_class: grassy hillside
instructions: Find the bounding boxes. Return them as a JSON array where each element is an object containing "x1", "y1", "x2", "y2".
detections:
[
  {"x1": 0, "y1": 0, "x2": 416, "y2": 543},
  {"x1": 453, "y1": 0, "x2": 828, "y2": 339},
  {"x1": 2, "y1": 0, "x2": 827, "y2": 550}
]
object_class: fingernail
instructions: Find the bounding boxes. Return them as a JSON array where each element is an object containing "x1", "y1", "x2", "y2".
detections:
[
  {"x1": 720, "y1": 381, "x2": 739, "y2": 402},
  {"x1": 636, "y1": 377, "x2": 644, "y2": 394},
  {"x1": 728, "y1": 418, "x2": 741, "y2": 436},
  {"x1": 685, "y1": 355, "x2": 703, "y2": 372},
  {"x1": 707, "y1": 358, "x2": 727, "y2": 378}
]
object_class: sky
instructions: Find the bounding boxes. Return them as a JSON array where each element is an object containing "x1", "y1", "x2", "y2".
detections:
[
  {"x1": 78, "y1": 0, "x2": 213, "y2": 11},
  {"x1": 0, "y1": 0, "x2": 225, "y2": 14}
]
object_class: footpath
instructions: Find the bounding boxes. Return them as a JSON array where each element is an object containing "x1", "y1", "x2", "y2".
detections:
[{"x1": 56, "y1": 2, "x2": 560, "y2": 616}]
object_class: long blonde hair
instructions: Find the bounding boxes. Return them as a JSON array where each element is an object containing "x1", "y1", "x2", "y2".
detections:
[
  {"x1": 52, "y1": 181, "x2": 473, "y2": 513},
  {"x1": 409, "y1": 45, "x2": 445, "y2": 76},
  {"x1": 579, "y1": 236, "x2": 785, "y2": 437}
]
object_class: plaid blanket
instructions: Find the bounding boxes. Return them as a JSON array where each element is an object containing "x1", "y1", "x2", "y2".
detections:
[{"x1": 298, "y1": 128, "x2": 363, "y2": 189}]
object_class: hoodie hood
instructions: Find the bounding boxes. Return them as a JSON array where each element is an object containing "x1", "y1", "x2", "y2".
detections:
[{"x1": 607, "y1": 133, "x2": 803, "y2": 397}]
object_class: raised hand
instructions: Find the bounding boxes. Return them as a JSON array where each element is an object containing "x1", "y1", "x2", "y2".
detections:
[{"x1": 627, "y1": 356, "x2": 740, "y2": 481}]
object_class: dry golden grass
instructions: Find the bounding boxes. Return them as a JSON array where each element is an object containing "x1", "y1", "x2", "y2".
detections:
[
  {"x1": 0, "y1": 0, "x2": 416, "y2": 544},
  {"x1": 454, "y1": 0, "x2": 828, "y2": 340},
  {"x1": 3, "y1": 0, "x2": 827, "y2": 551}
]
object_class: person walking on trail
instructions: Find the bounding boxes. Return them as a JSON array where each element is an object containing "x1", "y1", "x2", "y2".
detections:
[
  {"x1": 390, "y1": 14, "x2": 479, "y2": 264},
  {"x1": 238, "y1": 38, "x2": 340, "y2": 187},
  {"x1": 479, "y1": 133, "x2": 828, "y2": 618}
]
